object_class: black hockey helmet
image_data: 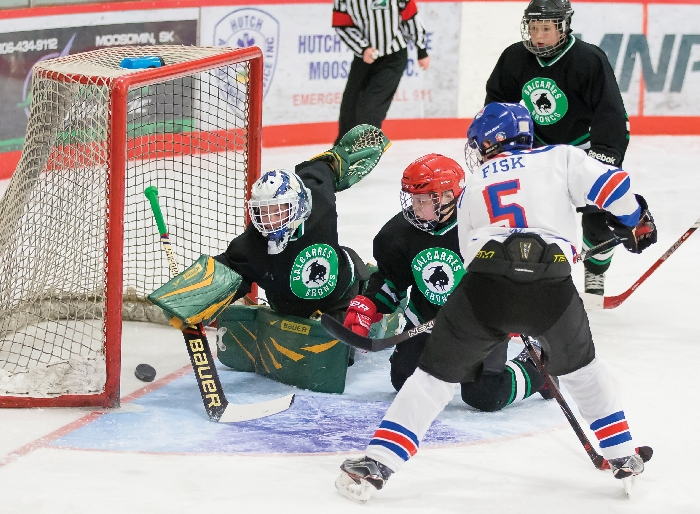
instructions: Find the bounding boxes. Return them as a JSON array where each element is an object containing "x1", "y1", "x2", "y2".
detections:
[{"x1": 521, "y1": 0, "x2": 574, "y2": 58}]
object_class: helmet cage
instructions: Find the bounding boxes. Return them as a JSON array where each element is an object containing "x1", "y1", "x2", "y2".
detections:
[
  {"x1": 464, "y1": 141, "x2": 484, "y2": 174},
  {"x1": 400, "y1": 190, "x2": 443, "y2": 233},
  {"x1": 248, "y1": 198, "x2": 299, "y2": 237},
  {"x1": 521, "y1": 16, "x2": 571, "y2": 58}
]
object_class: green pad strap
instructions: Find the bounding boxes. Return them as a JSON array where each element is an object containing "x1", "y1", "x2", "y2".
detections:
[
  {"x1": 311, "y1": 124, "x2": 391, "y2": 192},
  {"x1": 148, "y1": 254, "x2": 242, "y2": 326}
]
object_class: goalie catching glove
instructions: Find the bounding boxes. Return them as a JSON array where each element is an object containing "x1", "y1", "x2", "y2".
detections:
[
  {"x1": 344, "y1": 295, "x2": 383, "y2": 338},
  {"x1": 310, "y1": 124, "x2": 391, "y2": 192},
  {"x1": 607, "y1": 194, "x2": 658, "y2": 254},
  {"x1": 148, "y1": 254, "x2": 242, "y2": 329}
]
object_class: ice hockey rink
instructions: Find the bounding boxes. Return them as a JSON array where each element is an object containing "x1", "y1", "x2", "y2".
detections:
[{"x1": 1, "y1": 135, "x2": 699, "y2": 513}]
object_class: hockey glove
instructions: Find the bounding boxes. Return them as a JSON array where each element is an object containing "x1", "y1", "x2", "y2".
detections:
[
  {"x1": 343, "y1": 295, "x2": 383, "y2": 338},
  {"x1": 310, "y1": 124, "x2": 391, "y2": 192},
  {"x1": 607, "y1": 194, "x2": 657, "y2": 254}
]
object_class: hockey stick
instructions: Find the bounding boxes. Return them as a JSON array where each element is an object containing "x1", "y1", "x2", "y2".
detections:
[
  {"x1": 575, "y1": 236, "x2": 623, "y2": 263},
  {"x1": 603, "y1": 217, "x2": 700, "y2": 308},
  {"x1": 520, "y1": 335, "x2": 653, "y2": 471},
  {"x1": 320, "y1": 238, "x2": 623, "y2": 353},
  {"x1": 144, "y1": 186, "x2": 294, "y2": 422},
  {"x1": 520, "y1": 335, "x2": 606, "y2": 469}
]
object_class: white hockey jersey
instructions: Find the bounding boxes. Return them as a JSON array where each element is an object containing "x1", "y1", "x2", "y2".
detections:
[{"x1": 457, "y1": 145, "x2": 641, "y2": 267}]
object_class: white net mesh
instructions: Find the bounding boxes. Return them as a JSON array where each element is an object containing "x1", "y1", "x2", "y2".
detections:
[{"x1": 0, "y1": 46, "x2": 256, "y2": 399}]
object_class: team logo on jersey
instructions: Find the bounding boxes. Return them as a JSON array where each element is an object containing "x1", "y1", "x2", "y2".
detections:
[
  {"x1": 213, "y1": 8, "x2": 279, "y2": 99},
  {"x1": 412, "y1": 248, "x2": 465, "y2": 305},
  {"x1": 290, "y1": 244, "x2": 339, "y2": 299},
  {"x1": 521, "y1": 78, "x2": 569, "y2": 126}
]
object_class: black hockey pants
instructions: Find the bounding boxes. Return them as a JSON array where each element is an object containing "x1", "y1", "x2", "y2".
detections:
[{"x1": 418, "y1": 235, "x2": 595, "y2": 384}]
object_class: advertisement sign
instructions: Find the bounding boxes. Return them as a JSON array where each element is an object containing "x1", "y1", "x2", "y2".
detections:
[
  {"x1": 201, "y1": 3, "x2": 461, "y2": 126},
  {"x1": 0, "y1": 18, "x2": 197, "y2": 153}
]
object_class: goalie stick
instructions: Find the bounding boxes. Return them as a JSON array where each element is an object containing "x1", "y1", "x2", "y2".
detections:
[
  {"x1": 602, "y1": 217, "x2": 700, "y2": 309},
  {"x1": 144, "y1": 186, "x2": 294, "y2": 423}
]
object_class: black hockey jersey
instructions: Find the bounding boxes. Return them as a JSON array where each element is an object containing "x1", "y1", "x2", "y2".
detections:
[
  {"x1": 364, "y1": 213, "x2": 465, "y2": 329},
  {"x1": 485, "y1": 37, "x2": 629, "y2": 166},
  {"x1": 216, "y1": 161, "x2": 355, "y2": 318}
]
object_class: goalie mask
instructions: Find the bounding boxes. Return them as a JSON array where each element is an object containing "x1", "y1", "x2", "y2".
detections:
[
  {"x1": 521, "y1": 0, "x2": 574, "y2": 58},
  {"x1": 465, "y1": 103, "x2": 534, "y2": 173},
  {"x1": 248, "y1": 169, "x2": 312, "y2": 255},
  {"x1": 400, "y1": 154, "x2": 466, "y2": 233}
]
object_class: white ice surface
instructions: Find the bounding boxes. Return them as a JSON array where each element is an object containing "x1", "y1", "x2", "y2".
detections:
[{"x1": 1, "y1": 137, "x2": 699, "y2": 513}]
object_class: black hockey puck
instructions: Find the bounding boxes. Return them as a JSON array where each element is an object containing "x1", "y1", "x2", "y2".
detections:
[{"x1": 134, "y1": 363, "x2": 156, "y2": 382}]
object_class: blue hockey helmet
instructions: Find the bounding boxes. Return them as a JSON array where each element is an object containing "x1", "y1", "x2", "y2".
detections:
[
  {"x1": 247, "y1": 169, "x2": 312, "y2": 254},
  {"x1": 465, "y1": 103, "x2": 534, "y2": 172}
]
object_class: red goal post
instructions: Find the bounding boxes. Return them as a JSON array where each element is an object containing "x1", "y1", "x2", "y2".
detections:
[{"x1": 0, "y1": 45, "x2": 262, "y2": 408}]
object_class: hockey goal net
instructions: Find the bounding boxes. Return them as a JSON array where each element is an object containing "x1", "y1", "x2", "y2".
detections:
[{"x1": 0, "y1": 46, "x2": 262, "y2": 407}]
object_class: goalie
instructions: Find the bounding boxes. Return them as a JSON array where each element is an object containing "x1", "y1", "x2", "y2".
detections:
[{"x1": 149, "y1": 125, "x2": 391, "y2": 385}]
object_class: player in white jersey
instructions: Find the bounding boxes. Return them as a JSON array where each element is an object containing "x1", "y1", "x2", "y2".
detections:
[{"x1": 334, "y1": 103, "x2": 657, "y2": 503}]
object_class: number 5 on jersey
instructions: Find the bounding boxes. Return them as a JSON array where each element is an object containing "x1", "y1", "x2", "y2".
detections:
[{"x1": 483, "y1": 180, "x2": 528, "y2": 228}]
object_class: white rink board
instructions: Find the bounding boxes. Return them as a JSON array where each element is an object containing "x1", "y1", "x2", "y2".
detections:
[
  {"x1": 200, "y1": 3, "x2": 462, "y2": 125},
  {"x1": 197, "y1": 1, "x2": 700, "y2": 124}
]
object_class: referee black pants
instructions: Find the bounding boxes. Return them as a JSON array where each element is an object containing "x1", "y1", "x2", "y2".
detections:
[
  {"x1": 418, "y1": 273, "x2": 595, "y2": 383},
  {"x1": 335, "y1": 48, "x2": 408, "y2": 145}
]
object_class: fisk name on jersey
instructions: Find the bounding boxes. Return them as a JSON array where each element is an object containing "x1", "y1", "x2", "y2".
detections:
[{"x1": 481, "y1": 156, "x2": 525, "y2": 179}]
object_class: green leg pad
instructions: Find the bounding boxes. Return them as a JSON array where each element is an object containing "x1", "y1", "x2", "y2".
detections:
[{"x1": 217, "y1": 305, "x2": 350, "y2": 394}]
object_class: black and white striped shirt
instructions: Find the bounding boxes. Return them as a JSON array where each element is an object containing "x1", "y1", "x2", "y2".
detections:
[{"x1": 332, "y1": 0, "x2": 428, "y2": 59}]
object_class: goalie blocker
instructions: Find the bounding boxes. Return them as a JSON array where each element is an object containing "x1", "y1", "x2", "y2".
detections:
[{"x1": 148, "y1": 254, "x2": 242, "y2": 329}]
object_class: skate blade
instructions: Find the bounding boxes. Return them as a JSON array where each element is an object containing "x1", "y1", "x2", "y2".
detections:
[
  {"x1": 622, "y1": 476, "x2": 634, "y2": 498},
  {"x1": 335, "y1": 472, "x2": 376, "y2": 503}
]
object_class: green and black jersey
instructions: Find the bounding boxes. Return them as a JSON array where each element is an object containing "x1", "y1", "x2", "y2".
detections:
[
  {"x1": 365, "y1": 212, "x2": 465, "y2": 329},
  {"x1": 485, "y1": 36, "x2": 629, "y2": 166},
  {"x1": 216, "y1": 161, "x2": 355, "y2": 319}
]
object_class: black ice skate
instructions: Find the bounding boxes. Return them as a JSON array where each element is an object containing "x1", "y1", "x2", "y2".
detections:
[
  {"x1": 608, "y1": 453, "x2": 645, "y2": 497},
  {"x1": 335, "y1": 456, "x2": 393, "y2": 503}
]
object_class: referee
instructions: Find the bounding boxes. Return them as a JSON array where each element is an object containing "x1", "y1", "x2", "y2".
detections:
[{"x1": 332, "y1": 0, "x2": 430, "y2": 145}]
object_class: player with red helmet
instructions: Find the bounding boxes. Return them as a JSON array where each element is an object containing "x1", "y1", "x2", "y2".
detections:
[{"x1": 343, "y1": 153, "x2": 548, "y2": 412}]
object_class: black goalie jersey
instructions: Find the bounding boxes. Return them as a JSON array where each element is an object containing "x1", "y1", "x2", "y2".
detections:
[
  {"x1": 215, "y1": 161, "x2": 355, "y2": 319},
  {"x1": 485, "y1": 36, "x2": 629, "y2": 165},
  {"x1": 364, "y1": 213, "x2": 464, "y2": 329}
]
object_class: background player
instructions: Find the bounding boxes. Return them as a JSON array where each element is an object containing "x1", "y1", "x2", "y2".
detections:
[
  {"x1": 484, "y1": 0, "x2": 628, "y2": 296},
  {"x1": 334, "y1": 103, "x2": 656, "y2": 503},
  {"x1": 344, "y1": 153, "x2": 548, "y2": 411}
]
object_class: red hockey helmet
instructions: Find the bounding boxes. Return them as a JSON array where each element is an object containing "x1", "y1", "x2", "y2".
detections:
[
  {"x1": 401, "y1": 154, "x2": 465, "y2": 196},
  {"x1": 400, "y1": 154, "x2": 465, "y2": 232}
]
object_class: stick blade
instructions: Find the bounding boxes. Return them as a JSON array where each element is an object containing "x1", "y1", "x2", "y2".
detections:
[{"x1": 218, "y1": 393, "x2": 295, "y2": 423}]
